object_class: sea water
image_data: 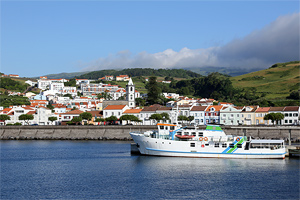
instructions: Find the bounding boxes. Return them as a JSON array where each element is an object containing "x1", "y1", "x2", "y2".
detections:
[{"x1": 1, "y1": 141, "x2": 299, "y2": 199}]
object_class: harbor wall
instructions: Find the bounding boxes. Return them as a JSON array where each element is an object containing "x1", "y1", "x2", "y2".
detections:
[{"x1": 0, "y1": 126, "x2": 300, "y2": 141}]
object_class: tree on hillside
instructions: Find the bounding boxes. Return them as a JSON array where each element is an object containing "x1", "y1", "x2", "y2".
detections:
[
  {"x1": 135, "y1": 98, "x2": 146, "y2": 107},
  {"x1": 19, "y1": 114, "x2": 34, "y2": 125},
  {"x1": 0, "y1": 115, "x2": 10, "y2": 125},
  {"x1": 146, "y1": 76, "x2": 162, "y2": 105},
  {"x1": 48, "y1": 116, "x2": 57, "y2": 125},
  {"x1": 287, "y1": 90, "x2": 300, "y2": 100},
  {"x1": 97, "y1": 91, "x2": 112, "y2": 100},
  {"x1": 64, "y1": 78, "x2": 76, "y2": 87}
]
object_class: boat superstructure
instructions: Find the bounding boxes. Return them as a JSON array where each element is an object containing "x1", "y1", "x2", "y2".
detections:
[{"x1": 130, "y1": 123, "x2": 285, "y2": 159}]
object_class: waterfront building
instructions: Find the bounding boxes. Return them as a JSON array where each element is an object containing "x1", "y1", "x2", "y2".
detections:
[
  {"x1": 140, "y1": 104, "x2": 161, "y2": 125},
  {"x1": 241, "y1": 106, "x2": 258, "y2": 125},
  {"x1": 103, "y1": 105, "x2": 129, "y2": 119},
  {"x1": 122, "y1": 109, "x2": 143, "y2": 125},
  {"x1": 255, "y1": 107, "x2": 271, "y2": 125},
  {"x1": 220, "y1": 106, "x2": 244, "y2": 125},
  {"x1": 283, "y1": 106, "x2": 300, "y2": 125},
  {"x1": 268, "y1": 107, "x2": 285, "y2": 125},
  {"x1": 205, "y1": 105, "x2": 223, "y2": 124},
  {"x1": 60, "y1": 110, "x2": 84, "y2": 125},
  {"x1": 156, "y1": 106, "x2": 173, "y2": 123},
  {"x1": 190, "y1": 106, "x2": 207, "y2": 125}
]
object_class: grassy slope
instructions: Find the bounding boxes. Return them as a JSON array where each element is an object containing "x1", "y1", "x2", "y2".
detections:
[{"x1": 230, "y1": 62, "x2": 300, "y2": 100}]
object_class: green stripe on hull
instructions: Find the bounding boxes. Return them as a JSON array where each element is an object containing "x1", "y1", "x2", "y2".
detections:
[{"x1": 226, "y1": 137, "x2": 244, "y2": 153}]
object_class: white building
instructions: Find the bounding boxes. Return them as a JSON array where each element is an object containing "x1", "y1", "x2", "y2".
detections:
[
  {"x1": 103, "y1": 105, "x2": 129, "y2": 119},
  {"x1": 190, "y1": 106, "x2": 207, "y2": 125},
  {"x1": 126, "y1": 78, "x2": 135, "y2": 108},
  {"x1": 283, "y1": 106, "x2": 300, "y2": 125},
  {"x1": 220, "y1": 106, "x2": 244, "y2": 125}
]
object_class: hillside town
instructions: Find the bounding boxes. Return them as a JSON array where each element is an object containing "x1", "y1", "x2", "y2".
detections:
[{"x1": 0, "y1": 74, "x2": 299, "y2": 126}]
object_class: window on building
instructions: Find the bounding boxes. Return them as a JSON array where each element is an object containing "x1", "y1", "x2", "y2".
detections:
[{"x1": 112, "y1": 112, "x2": 114, "y2": 116}]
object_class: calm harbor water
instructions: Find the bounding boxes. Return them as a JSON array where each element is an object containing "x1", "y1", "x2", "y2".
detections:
[{"x1": 1, "y1": 141, "x2": 299, "y2": 199}]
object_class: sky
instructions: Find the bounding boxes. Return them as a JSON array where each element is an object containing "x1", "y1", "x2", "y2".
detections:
[{"x1": 1, "y1": 0, "x2": 299, "y2": 77}]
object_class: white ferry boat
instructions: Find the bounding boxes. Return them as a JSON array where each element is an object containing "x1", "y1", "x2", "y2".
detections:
[{"x1": 130, "y1": 123, "x2": 286, "y2": 159}]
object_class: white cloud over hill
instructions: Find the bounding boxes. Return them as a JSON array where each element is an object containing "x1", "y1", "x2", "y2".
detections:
[{"x1": 82, "y1": 13, "x2": 299, "y2": 71}]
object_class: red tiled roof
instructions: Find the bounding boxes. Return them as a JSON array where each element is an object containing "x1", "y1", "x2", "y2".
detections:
[
  {"x1": 123, "y1": 109, "x2": 143, "y2": 114},
  {"x1": 283, "y1": 106, "x2": 299, "y2": 111},
  {"x1": 61, "y1": 110, "x2": 84, "y2": 115},
  {"x1": 256, "y1": 107, "x2": 271, "y2": 112},
  {"x1": 27, "y1": 111, "x2": 36, "y2": 115},
  {"x1": 206, "y1": 105, "x2": 223, "y2": 112},
  {"x1": 104, "y1": 105, "x2": 127, "y2": 110},
  {"x1": 87, "y1": 111, "x2": 103, "y2": 117},
  {"x1": 269, "y1": 107, "x2": 285, "y2": 111},
  {"x1": 191, "y1": 106, "x2": 207, "y2": 111}
]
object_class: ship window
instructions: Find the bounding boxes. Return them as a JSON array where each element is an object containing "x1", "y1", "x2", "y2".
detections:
[
  {"x1": 165, "y1": 126, "x2": 168, "y2": 130},
  {"x1": 222, "y1": 143, "x2": 227, "y2": 148},
  {"x1": 177, "y1": 132, "x2": 182, "y2": 135},
  {"x1": 184, "y1": 132, "x2": 189, "y2": 136},
  {"x1": 198, "y1": 132, "x2": 203, "y2": 137},
  {"x1": 170, "y1": 126, "x2": 175, "y2": 130},
  {"x1": 160, "y1": 126, "x2": 164, "y2": 129},
  {"x1": 214, "y1": 143, "x2": 219, "y2": 147},
  {"x1": 205, "y1": 144, "x2": 209, "y2": 146},
  {"x1": 190, "y1": 143, "x2": 195, "y2": 147},
  {"x1": 229, "y1": 144, "x2": 235, "y2": 148},
  {"x1": 192, "y1": 132, "x2": 196, "y2": 136},
  {"x1": 237, "y1": 144, "x2": 242, "y2": 148}
]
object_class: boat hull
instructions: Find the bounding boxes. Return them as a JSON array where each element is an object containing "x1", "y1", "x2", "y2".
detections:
[{"x1": 130, "y1": 133, "x2": 285, "y2": 159}]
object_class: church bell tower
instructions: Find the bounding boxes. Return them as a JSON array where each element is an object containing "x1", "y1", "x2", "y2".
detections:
[{"x1": 126, "y1": 78, "x2": 135, "y2": 108}]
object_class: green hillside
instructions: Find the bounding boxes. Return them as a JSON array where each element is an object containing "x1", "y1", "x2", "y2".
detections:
[
  {"x1": 77, "y1": 68, "x2": 202, "y2": 79},
  {"x1": 230, "y1": 61, "x2": 300, "y2": 100}
]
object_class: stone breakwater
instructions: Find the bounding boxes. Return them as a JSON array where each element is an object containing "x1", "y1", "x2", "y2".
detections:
[{"x1": 0, "y1": 125, "x2": 299, "y2": 141}]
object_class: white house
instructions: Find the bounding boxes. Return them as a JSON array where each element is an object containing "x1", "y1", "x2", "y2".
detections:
[
  {"x1": 283, "y1": 106, "x2": 300, "y2": 125},
  {"x1": 103, "y1": 105, "x2": 129, "y2": 119},
  {"x1": 190, "y1": 106, "x2": 207, "y2": 125},
  {"x1": 220, "y1": 106, "x2": 244, "y2": 125}
]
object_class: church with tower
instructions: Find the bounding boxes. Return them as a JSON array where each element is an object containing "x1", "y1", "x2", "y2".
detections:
[
  {"x1": 102, "y1": 77, "x2": 140, "y2": 109},
  {"x1": 126, "y1": 78, "x2": 136, "y2": 108}
]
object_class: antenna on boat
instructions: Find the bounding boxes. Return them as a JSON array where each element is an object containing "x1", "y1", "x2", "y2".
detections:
[{"x1": 176, "y1": 104, "x2": 179, "y2": 126}]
